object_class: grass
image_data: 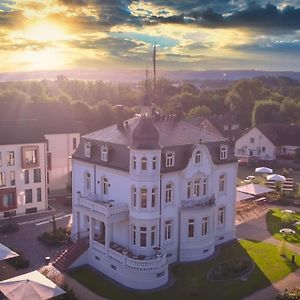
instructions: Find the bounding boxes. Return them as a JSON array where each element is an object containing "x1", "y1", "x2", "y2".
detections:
[
  {"x1": 70, "y1": 240, "x2": 299, "y2": 300},
  {"x1": 266, "y1": 208, "x2": 300, "y2": 245}
]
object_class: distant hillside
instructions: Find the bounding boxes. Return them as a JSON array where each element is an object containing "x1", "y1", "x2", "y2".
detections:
[{"x1": 1, "y1": 69, "x2": 300, "y2": 82}]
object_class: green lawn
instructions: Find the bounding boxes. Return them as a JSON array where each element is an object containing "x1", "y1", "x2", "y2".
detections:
[
  {"x1": 266, "y1": 208, "x2": 300, "y2": 245},
  {"x1": 70, "y1": 240, "x2": 299, "y2": 300}
]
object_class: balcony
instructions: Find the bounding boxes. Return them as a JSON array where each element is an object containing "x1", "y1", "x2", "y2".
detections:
[
  {"x1": 182, "y1": 194, "x2": 216, "y2": 209},
  {"x1": 91, "y1": 240, "x2": 166, "y2": 271},
  {"x1": 77, "y1": 193, "x2": 129, "y2": 222}
]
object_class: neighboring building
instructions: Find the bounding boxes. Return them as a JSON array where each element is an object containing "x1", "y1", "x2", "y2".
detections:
[
  {"x1": 0, "y1": 120, "x2": 48, "y2": 218},
  {"x1": 235, "y1": 123, "x2": 300, "y2": 162},
  {"x1": 0, "y1": 102, "x2": 83, "y2": 194},
  {"x1": 71, "y1": 104, "x2": 237, "y2": 289},
  {"x1": 188, "y1": 114, "x2": 241, "y2": 142}
]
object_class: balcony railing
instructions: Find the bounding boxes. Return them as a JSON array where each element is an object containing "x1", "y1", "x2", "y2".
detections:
[
  {"x1": 91, "y1": 240, "x2": 166, "y2": 271},
  {"x1": 182, "y1": 194, "x2": 216, "y2": 209},
  {"x1": 77, "y1": 193, "x2": 129, "y2": 218}
]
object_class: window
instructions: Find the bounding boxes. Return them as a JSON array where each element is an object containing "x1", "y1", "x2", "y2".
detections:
[
  {"x1": 141, "y1": 188, "x2": 147, "y2": 208},
  {"x1": 132, "y1": 225, "x2": 136, "y2": 245},
  {"x1": 0, "y1": 172, "x2": 5, "y2": 187},
  {"x1": 85, "y1": 172, "x2": 91, "y2": 191},
  {"x1": 187, "y1": 181, "x2": 192, "y2": 199},
  {"x1": 164, "y1": 220, "x2": 172, "y2": 240},
  {"x1": 25, "y1": 189, "x2": 33, "y2": 203},
  {"x1": 102, "y1": 177, "x2": 108, "y2": 195},
  {"x1": 188, "y1": 219, "x2": 195, "y2": 238},
  {"x1": 219, "y1": 175, "x2": 225, "y2": 192},
  {"x1": 0, "y1": 152, "x2": 2, "y2": 167},
  {"x1": 131, "y1": 187, "x2": 137, "y2": 207},
  {"x1": 151, "y1": 188, "x2": 156, "y2": 208},
  {"x1": 202, "y1": 217, "x2": 208, "y2": 236},
  {"x1": 223, "y1": 125, "x2": 229, "y2": 131},
  {"x1": 203, "y1": 178, "x2": 207, "y2": 196},
  {"x1": 152, "y1": 157, "x2": 157, "y2": 170},
  {"x1": 47, "y1": 153, "x2": 52, "y2": 170},
  {"x1": 22, "y1": 146, "x2": 39, "y2": 168},
  {"x1": 7, "y1": 151, "x2": 15, "y2": 166},
  {"x1": 24, "y1": 170, "x2": 29, "y2": 184},
  {"x1": 141, "y1": 157, "x2": 147, "y2": 170},
  {"x1": 37, "y1": 188, "x2": 42, "y2": 202},
  {"x1": 34, "y1": 169, "x2": 41, "y2": 183},
  {"x1": 250, "y1": 137, "x2": 255, "y2": 144},
  {"x1": 132, "y1": 156, "x2": 137, "y2": 170},
  {"x1": 218, "y1": 207, "x2": 225, "y2": 225},
  {"x1": 151, "y1": 226, "x2": 155, "y2": 246},
  {"x1": 220, "y1": 146, "x2": 228, "y2": 160},
  {"x1": 1, "y1": 189, "x2": 16, "y2": 210},
  {"x1": 195, "y1": 150, "x2": 201, "y2": 164},
  {"x1": 73, "y1": 138, "x2": 77, "y2": 150},
  {"x1": 101, "y1": 146, "x2": 108, "y2": 162},
  {"x1": 262, "y1": 146, "x2": 266, "y2": 153},
  {"x1": 194, "y1": 179, "x2": 200, "y2": 197},
  {"x1": 84, "y1": 142, "x2": 91, "y2": 158},
  {"x1": 165, "y1": 184, "x2": 173, "y2": 203},
  {"x1": 46, "y1": 139, "x2": 49, "y2": 152},
  {"x1": 10, "y1": 171, "x2": 15, "y2": 186},
  {"x1": 140, "y1": 227, "x2": 147, "y2": 247},
  {"x1": 166, "y1": 152, "x2": 175, "y2": 167}
]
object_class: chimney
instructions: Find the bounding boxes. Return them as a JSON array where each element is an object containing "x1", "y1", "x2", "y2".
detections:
[{"x1": 115, "y1": 105, "x2": 125, "y2": 130}]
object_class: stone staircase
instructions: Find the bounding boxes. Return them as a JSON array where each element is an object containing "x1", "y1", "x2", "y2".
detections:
[{"x1": 52, "y1": 239, "x2": 89, "y2": 273}]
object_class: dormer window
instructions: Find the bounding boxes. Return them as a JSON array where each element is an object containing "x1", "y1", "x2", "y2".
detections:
[
  {"x1": 84, "y1": 142, "x2": 91, "y2": 158},
  {"x1": 152, "y1": 157, "x2": 157, "y2": 170},
  {"x1": 220, "y1": 145, "x2": 228, "y2": 160},
  {"x1": 166, "y1": 152, "x2": 175, "y2": 167},
  {"x1": 132, "y1": 156, "x2": 137, "y2": 170},
  {"x1": 195, "y1": 150, "x2": 201, "y2": 164},
  {"x1": 101, "y1": 145, "x2": 108, "y2": 162}
]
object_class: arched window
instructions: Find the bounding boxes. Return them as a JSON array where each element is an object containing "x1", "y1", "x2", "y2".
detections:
[
  {"x1": 151, "y1": 187, "x2": 156, "y2": 207},
  {"x1": 141, "y1": 188, "x2": 147, "y2": 208},
  {"x1": 220, "y1": 146, "x2": 228, "y2": 159},
  {"x1": 152, "y1": 156, "x2": 157, "y2": 170},
  {"x1": 141, "y1": 157, "x2": 147, "y2": 170},
  {"x1": 195, "y1": 150, "x2": 201, "y2": 164},
  {"x1": 131, "y1": 187, "x2": 137, "y2": 207},
  {"x1": 101, "y1": 146, "x2": 108, "y2": 161},
  {"x1": 187, "y1": 181, "x2": 192, "y2": 199},
  {"x1": 165, "y1": 183, "x2": 173, "y2": 203},
  {"x1": 201, "y1": 216, "x2": 209, "y2": 236},
  {"x1": 132, "y1": 156, "x2": 136, "y2": 170},
  {"x1": 219, "y1": 174, "x2": 225, "y2": 192},
  {"x1": 140, "y1": 226, "x2": 147, "y2": 247},
  {"x1": 202, "y1": 178, "x2": 207, "y2": 196},
  {"x1": 194, "y1": 178, "x2": 200, "y2": 197},
  {"x1": 85, "y1": 171, "x2": 91, "y2": 191},
  {"x1": 102, "y1": 177, "x2": 108, "y2": 195}
]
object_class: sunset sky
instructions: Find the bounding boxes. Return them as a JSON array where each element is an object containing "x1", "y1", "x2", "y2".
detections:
[{"x1": 1, "y1": 0, "x2": 300, "y2": 72}]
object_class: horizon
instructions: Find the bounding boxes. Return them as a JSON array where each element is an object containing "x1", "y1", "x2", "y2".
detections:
[{"x1": 1, "y1": 1, "x2": 300, "y2": 72}]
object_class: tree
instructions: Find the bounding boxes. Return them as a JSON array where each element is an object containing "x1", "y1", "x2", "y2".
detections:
[
  {"x1": 186, "y1": 105, "x2": 211, "y2": 118},
  {"x1": 279, "y1": 98, "x2": 300, "y2": 124},
  {"x1": 252, "y1": 100, "x2": 281, "y2": 126}
]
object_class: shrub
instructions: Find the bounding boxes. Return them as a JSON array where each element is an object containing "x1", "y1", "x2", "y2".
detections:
[
  {"x1": 38, "y1": 227, "x2": 70, "y2": 246},
  {"x1": 0, "y1": 223, "x2": 19, "y2": 234},
  {"x1": 282, "y1": 214, "x2": 295, "y2": 227}
]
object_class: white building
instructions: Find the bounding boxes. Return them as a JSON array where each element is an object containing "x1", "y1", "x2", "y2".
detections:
[
  {"x1": 0, "y1": 120, "x2": 48, "y2": 218},
  {"x1": 71, "y1": 106, "x2": 237, "y2": 290},
  {"x1": 235, "y1": 123, "x2": 300, "y2": 162}
]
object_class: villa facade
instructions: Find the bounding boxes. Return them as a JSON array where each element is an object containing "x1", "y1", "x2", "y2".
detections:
[{"x1": 71, "y1": 107, "x2": 237, "y2": 290}]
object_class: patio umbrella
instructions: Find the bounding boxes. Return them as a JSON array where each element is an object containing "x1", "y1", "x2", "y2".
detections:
[
  {"x1": 255, "y1": 167, "x2": 273, "y2": 174},
  {"x1": 279, "y1": 228, "x2": 296, "y2": 234},
  {"x1": 267, "y1": 174, "x2": 286, "y2": 182},
  {"x1": 281, "y1": 209, "x2": 295, "y2": 214},
  {"x1": 0, "y1": 243, "x2": 19, "y2": 261},
  {"x1": 0, "y1": 270, "x2": 65, "y2": 300}
]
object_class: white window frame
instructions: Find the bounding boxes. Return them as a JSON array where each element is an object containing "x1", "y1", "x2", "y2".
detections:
[
  {"x1": 201, "y1": 216, "x2": 209, "y2": 236},
  {"x1": 164, "y1": 220, "x2": 172, "y2": 241},
  {"x1": 85, "y1": 171, "x2": 91, "y2": 191},
  {"x1": 195, "y1": 150, "x2": 201, "y2": 164},
  {"x1": 202, "y1": 178, "x2": 208, "y2": 196},
  {"x1": 101, "y1": 146, "x2": 108, "y2": 162},
  {"x1": 152, "y1": 156, "x2": 157, "y2": 170},
  {"x1": 140, "y1": 226, "x2": 147, "y2": 247},
  {"x1": 0, "y1": 172, "x2": 5, "y2": 187},
  {"x1": 151, "y1": 226, "x2": 156, "y2": 246},
  {"x1": 141, "y1": 187, "x2": 147, "y2": 208},
  {"x1": 218, "y1": 207, "x2": 225, "y2": 226},
  {"x1": 165, "y1": 152, "x2": 175, "y2": 167},
  {"x1": 219, "y1": 174, "x2": 225, "y2": 192},
  {"x1": 188, "y1": 219, "x2": 195, "y2": 238},
  {"x1": 131, "y1": 186, "x2": 137, "y2": 207},
  {"x1": 132, "y1": 156, "x2": 137, "y2": 170},
  {"x1": 84, "y1": 142, "x2": 91, "y2": 158},
  {"x1": 141, "y1": 157, "x2": 147, "y2": 170},
  {"x1": 194, "y1": 178, "x2": 201, "y2": 197},
  {"x1": 165, "y1": 183, "x2": 173, "y2": 203},
  {"x1": 220, "y1": 146, "x2": 228, "y2": 160},
  {"x1": 187, "y1": 181, "x2": 192, "y2": 199},
  {"x1": 102, "y1": 177, "x2": 109, "y2": 195},
  {"x1": 151, "y1": 187, "x2": 156, "y2": 208}
]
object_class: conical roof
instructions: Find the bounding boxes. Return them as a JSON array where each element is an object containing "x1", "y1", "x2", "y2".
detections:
[{"x1": 131, "y1": 117, "x2": 160, "y2": 149}]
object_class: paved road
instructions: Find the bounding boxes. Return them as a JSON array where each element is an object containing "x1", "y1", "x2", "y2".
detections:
[{"x1": 0, "y1": 197, "x2": 72, "y2": 271}]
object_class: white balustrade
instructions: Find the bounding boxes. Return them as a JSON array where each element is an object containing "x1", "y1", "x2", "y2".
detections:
[{"x1": 92, "y1": 240, "x2": 106, "y2": 254}]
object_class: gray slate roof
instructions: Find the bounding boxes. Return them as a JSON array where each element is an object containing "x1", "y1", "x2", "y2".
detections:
[
  {"x1": 0, "y1": 119, "x2": 46, "y2": 145},
  {"x1": 73, "y1": 116, "x2": 236, "y2": 173}
]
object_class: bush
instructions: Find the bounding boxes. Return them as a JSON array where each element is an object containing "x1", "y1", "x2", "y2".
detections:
[
  {"x1": 38, "y1": 227, "x2": 70, "y2": 246},
  {"x1": 282, "y1": 214, "x2": 296, "y2": 227},
  {"x1": 0, "y1": 223, "x2": 19, "y2": 234},
  {"x1": 276, "y1": 288, "x2": 300, "y2": 299},
  {"x1": 7, "y1": 255, "x2": 29, "y2": 269}
]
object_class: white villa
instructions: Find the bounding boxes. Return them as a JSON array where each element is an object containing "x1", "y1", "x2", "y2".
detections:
[{"x1": 71, "y1": 103, "x2": 237, "y2": 290}]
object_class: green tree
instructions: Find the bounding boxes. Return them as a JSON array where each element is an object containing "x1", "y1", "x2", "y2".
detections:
[
  {"x1": 252, "y1": 100, "x2": 281, "y2": 126},
  {"x1": 186, "y1": 105, "x2": 212, "y2": 118}
]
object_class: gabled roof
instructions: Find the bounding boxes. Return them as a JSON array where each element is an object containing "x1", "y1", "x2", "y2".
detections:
[
  {"x1": 256, "y1": 123, "x2": 300, "y2": 146},
  {"x1": 0, "y1": 119, "x2": 46, "y2": 145}
]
